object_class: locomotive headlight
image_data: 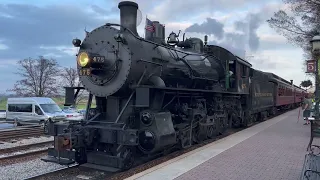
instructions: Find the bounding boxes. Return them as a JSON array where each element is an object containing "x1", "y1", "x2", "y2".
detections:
[{"x1": 77, "y1": 52, "x2": 90, "y2": 67}]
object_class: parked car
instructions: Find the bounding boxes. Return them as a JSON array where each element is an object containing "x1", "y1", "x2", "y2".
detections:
[
  {"x1": 63, "y1": 109, "x2": 84, "y2": 121},
  {"x1": 0, "y1": 110, "x2": 6, "y2": 119},
  {"x1": 63, "y1": 106, "x2": 77, "y2": 111},
  {"x1": 6, "y1": 97, "x2": 66, "y2": 125},
  {"x1": 78, "y1": 109, "x2": 86, "y2": 116}
]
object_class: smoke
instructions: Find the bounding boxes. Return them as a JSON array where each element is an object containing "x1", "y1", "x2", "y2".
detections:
[
  {"x1": 247, "y1": 14, "x2": 263, "y2": 51},
  {"x1": 185, "y1": 18, "x2": 224, "y2": 40},
  {"x1": 184, "y1": 12, "x2": 263, "y2": 55}
]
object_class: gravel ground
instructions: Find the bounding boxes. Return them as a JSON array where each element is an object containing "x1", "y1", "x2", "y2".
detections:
[
  {"x1": 33, "y1": 165, "x2": 110, "y2": 180},
  {"x1": 0, "y1": 158, "x2": 65, "y2": 180},
  {"x1": 0, "y1": 136, "x2": 53, "y2": 149}
]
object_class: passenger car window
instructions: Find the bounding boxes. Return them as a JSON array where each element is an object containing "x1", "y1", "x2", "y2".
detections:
[{"x1": 35, "y1": 105, "x2": 44, "y2": 115}]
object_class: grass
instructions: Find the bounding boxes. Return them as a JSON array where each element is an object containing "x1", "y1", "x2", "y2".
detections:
[
  {"x1": 0, "y1": 99, "x2": 6, "y2": 110},
  {"x1": 0, "y1": 97, "x2": 95, "y2": 110},
  {"x1": 53, "y1": 97, "x2": 96, "y2": 109}
]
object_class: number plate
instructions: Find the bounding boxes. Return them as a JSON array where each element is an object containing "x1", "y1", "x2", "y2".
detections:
[
  {"x1": 93, "y1": 56, "x2": 105, "y2": 63},
  {"x1": 79, "y1": 68, "x2": 91, "y2": 76},
  {"x1": 306, "y1": 60, "x2": 316, "y2": 73}
]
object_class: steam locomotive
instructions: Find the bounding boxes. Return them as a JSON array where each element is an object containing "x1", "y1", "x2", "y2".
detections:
[{"x1": 42, "y1": 1, "x2": 305, "y2": 171}]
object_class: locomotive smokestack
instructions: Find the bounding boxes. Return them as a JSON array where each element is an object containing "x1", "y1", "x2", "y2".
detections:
[{"x1": 118, "y1": 1, "x2": 138, "y2": 36}]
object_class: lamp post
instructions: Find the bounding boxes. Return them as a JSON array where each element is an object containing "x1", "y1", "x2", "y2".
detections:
[{"x1": 310, "y1": 35, "x2": 320, "y2": 119}]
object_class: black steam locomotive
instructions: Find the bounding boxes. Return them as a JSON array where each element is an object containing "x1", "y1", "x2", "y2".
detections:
[{"x1": 42, "y1": 1, "x2": 304, "y2": 171}]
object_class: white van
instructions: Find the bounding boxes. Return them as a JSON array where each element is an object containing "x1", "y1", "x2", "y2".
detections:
[{"x1": 6, "y1": 97, "x2": 66, "y2": 125}]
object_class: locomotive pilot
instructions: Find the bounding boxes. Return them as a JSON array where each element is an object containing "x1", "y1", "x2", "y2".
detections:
[{"x1": 302, "y1": 93, "x2": 313, "y2": 125}]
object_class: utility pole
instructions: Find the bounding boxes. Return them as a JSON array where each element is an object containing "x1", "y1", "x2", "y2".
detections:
[{"x1": 310, "y1": 35, "x2": 320, "y2": 119}]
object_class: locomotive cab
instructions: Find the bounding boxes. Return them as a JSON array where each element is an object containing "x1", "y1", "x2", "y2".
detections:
[
  {"x1": 232, "y1": 56, "x2": 251, "y2": 94},
  {"x1": 203, "y1": 45, "x2": 251, "y2": 93}
]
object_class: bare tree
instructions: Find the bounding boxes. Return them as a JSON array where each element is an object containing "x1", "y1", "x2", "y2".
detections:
[
  {"x1": 8, "y1": 56, "x2": 60, "y2": 97},
  {"x1": 60, "y1": 67, "x2": 86, "y2": 107},
  {"x1": 60, "y1": 67, "x2": 81, "y2": 87},
  {"x1": 267, "y1": 0, "x2": 320, "y2": 53}
]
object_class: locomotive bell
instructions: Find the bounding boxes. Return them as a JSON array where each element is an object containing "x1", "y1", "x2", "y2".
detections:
[{"x1": 167, "y1": 32, "x2": 178, "y2": 45}]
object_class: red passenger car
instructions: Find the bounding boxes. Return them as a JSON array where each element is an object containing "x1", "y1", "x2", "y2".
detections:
[
  {"x1": 294, "y1": 86, "x2": 304, "y2": 104},
  {"x1": 272, "y1": 75, "x2": 304, "y2": 109}
]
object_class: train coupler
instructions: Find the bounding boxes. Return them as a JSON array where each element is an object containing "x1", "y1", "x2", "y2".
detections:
[{"x1": 41, "y1": 135, "x2": 78, "y2": 165}]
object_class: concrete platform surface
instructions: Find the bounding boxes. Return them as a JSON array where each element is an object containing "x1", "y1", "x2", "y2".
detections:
[{"x1": 125, "y1": 109, "x2": 315, "y2": 180}]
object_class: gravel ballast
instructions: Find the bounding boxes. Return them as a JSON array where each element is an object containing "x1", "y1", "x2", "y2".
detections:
[{"x1": 0, "y1": 158, "x2": 64, "y2": 180}]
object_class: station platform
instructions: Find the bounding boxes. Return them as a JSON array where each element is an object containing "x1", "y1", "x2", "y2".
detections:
[{"x1": 125, "y1": 109, "x2": 316, "y2": 180}]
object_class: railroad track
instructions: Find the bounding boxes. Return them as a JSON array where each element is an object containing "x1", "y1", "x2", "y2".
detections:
[
  {"x1": 0, "y1": 141, "x2": 53, "y2": 154},
  {"x1": 0, "y1": 148, "x2": 48, "y2": 161},
  {"x1": 22, "y1": 109, "x2": 294, "y2": 180},
  {"x1": 0, "y1": 125, "x2": 44, "y2": 141},
  {"x1": 0, "y1": 141, "x2": 53, "y2": 163}
]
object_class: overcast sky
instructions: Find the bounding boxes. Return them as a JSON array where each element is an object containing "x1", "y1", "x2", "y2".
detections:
[{"x1": 0, "y1": 0, "x2": 307, "y2": 93}]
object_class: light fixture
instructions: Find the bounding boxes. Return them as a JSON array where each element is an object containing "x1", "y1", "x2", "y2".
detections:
[
  {"x1": 72, "y1": 38, "x2": 81, "y2": 47},
  {"x1": 77, "y1": 52, "x2": 90, "y2": 67},
  {"x1": 310, "y1": 35, "x2": 320, "y2": 52}
]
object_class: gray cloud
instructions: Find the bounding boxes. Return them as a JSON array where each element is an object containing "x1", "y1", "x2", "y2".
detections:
[
  {"x1": 0, "y1": 3, "x2": 120, "y2": 71},
  {"x1": 91, "y1": 4, "x2": 110, "y2": 15},
  {"x1": 224, "y1": 32, "x2": 246, "y2": 49},
  {"x1": 0, "y1": 4, "x2": 115, "y2": 50},
  {"x1": 250, "y1": 56, "x2": 277, "y2": 70},
  {"x1": 259, "y1": 40, "x2": 295, "y2": 50},
  {"x1": 0, "y1": 3, "x2": 119, "y2": 93},
  {"x1": 206, "y1": 40, "x2": 277, "y2": 70},
  {"x1": 147, "y1": 0, "x2": 261, "y2": 22},
  {"x1": 247, "y1": 14, "x2": 262, "y2": 51},
  {"x1": 185, "y1": 18, "x2": 224, "y2": 40},
  {"x1": 185, "y1": 12, "x2": 263, "y2": 53}
]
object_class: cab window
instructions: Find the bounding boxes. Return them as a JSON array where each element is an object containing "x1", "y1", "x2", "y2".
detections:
[{"x1": 35, "y1": 105, "x2": 44, "y2": 115}]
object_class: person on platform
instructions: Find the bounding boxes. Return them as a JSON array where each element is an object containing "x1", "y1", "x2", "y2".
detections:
[{"x1": 302, "y1": 94, "x2": 313, "y2": 125}]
